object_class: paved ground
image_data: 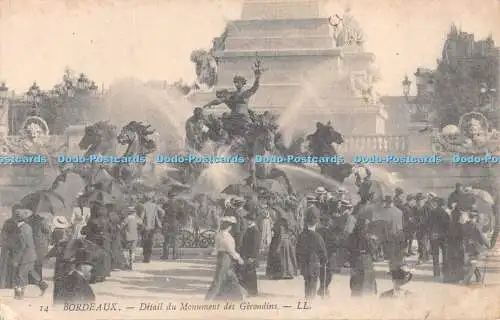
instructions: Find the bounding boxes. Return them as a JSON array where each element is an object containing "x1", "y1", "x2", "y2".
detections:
[{"x1": 1, "y1": 246, "x2": 500, "y2": 320}]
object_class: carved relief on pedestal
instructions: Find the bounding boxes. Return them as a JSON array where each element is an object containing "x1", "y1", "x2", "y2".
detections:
[
  {"x1": 347, "y1": 67, "x2": 381, "y2": 104},
  {"x1": 431, "y1": 112, "x2": 500, "y2": 155},
  {"x1": 0, "y1": 116, "x2": 65, "y2": 155}
]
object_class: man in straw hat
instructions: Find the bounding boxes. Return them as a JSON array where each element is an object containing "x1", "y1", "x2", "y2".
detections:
[
  {"x1": 296, "y1": 206, "x2": 327, "y2": 299},
  {"x1": 11, "y1": 208, "x2": 48, "y2": 299}
]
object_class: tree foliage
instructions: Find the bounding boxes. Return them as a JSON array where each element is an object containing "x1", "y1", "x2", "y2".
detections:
[
  {"x1": 35, "y1": 68, "x2": 101, "y2": 134},
  {"x1": 432, "y1": 26, "x2": 498, "y2": 128}
]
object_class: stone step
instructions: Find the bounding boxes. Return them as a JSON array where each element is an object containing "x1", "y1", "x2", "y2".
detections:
[
  {"x1": 225, "y1": 35, "x2": 335, "y2": 51},
  {"x1": 241, "y1": 0, "x2": 324, "y2": 20},
  {"x1": 226, "y1": 18, "x2": 331, "y2": 38}
]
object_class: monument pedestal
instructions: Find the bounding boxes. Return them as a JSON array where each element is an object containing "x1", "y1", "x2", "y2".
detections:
[{"x1": 188, "y1": 0, "x2": 387, "y2": 135}]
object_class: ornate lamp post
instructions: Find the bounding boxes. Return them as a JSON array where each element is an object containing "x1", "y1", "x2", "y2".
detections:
[
  {"x1": 88, "y1": 81, "x2": 98, "y2": 95},
  {"x1": 0, "y1": 82, "x2": 8, "y2": 103},
  {"x1": 26, "y1": 81, "x2": 42, "y2": 116}
]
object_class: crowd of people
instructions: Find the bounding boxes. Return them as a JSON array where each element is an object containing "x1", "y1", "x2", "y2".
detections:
[
  {"x1": 205, "y1": 180, "x2": 497, "y2": 300},
  {"x1": 0, "y1": 177, "x2": 496, "y2": 304}
]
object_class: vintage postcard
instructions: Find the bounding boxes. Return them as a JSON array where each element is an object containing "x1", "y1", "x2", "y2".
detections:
[{"x1": 0, "y1": 0, "x2": 499, "y2": 319}]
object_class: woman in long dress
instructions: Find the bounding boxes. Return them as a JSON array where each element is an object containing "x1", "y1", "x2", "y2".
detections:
[
  {"x1": 346, "y1": 217, "x2": 378, "y2": 296},
  {"x1": 205, "y1": 216, "x2": 246, "y2": 300},
  {"x1": 265, "y1": 208, "x2": 296, "y2": 280}
]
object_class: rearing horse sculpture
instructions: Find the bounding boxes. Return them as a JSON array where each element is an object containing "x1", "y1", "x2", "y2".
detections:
[
  {"x1": 115, "y1": 121, "x2": 157, "y2": 182},
  {"x1": 79, "y1": 121, "x2": 117, "y2": 156},
  {"x1": 306, "y1": 121, "x2": 353, "y2": 183}
]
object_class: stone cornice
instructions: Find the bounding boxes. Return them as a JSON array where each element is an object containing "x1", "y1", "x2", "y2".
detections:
[
  {"x1": 214, "y1": 48, "x2": 343, "y2": 58},
  {"x1": 230, "y1": 17, "x2": 330, "y2": 25}
]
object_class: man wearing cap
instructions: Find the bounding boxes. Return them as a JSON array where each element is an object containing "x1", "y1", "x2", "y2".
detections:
[
  {"x1": 11, "y1": 209, "x2": 48, "y2": 299},
  {"x1": 296, "y1": 207, "x2": 327, "y2": 299},
  {"x1": 237, "y1": 211, "x2": 261, "y2": 296}
]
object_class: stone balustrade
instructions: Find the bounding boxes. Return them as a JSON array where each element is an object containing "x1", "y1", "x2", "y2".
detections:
[{"x1": 337, "y1": 135, "x2": 409, "y2": 155}]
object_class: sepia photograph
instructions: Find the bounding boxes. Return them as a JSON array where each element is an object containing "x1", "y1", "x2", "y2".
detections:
[{"x1": 0, "y1": 0, "x2": 499, "y2": 319}]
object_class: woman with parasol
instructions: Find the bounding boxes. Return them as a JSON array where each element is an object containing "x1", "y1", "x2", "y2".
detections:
[{"x1": 205, "y1": 216, "x2": 246, "y2": 300}]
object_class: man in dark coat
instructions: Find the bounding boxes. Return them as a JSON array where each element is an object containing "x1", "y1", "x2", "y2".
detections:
[
  {"x1": 448, "y1": 183, "x2": 463, "y2": 210},
  {"x1": 414, "y1": 193, "x2": 430, "y2": 263},
  {"x1": 161, "y1": 199, "x2": 180, "y2": 260},
  {"x1": 429, "y1": 197, "x2": 450, "y2": 277},
  {"x1": 296, "y1": 206, "x2": 327, "y2": 299},
  {"x1": 81, "y1": 203, "x2": 110, "y2": 282},
  {"x1": 403, "y1": 194, "x2": 417, "y2": 256},
  {"x1": 237, "y1": 211, "x2": 261, "y2": 296},
  {"x1": 27, "y1": 212, "x2": 52, "y2": 281},
  {"x1": 59, "y1": 247, "x2": 96, "y2": 303},
  {"x1": 12, "y1": 209, "x2": 48, "y2": 299},
  {"x1": 316, "y1": 215, "x2": 338, "y2": 297}
]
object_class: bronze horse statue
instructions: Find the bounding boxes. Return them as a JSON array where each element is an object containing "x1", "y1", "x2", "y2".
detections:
[
  {"x1": 79, "y1": 121, "x2": 117, "y2": 156},
  {"x1": 78, "y1": 121, "x2": 157, "y2": 203},
  {"x1": 306, "y1": 121, "x2": 353, "y2": 183}
]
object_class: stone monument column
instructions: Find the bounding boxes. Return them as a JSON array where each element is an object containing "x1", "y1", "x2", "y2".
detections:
[{"x1": 188, "y1": 0, "x2": 387, "y2": 135}]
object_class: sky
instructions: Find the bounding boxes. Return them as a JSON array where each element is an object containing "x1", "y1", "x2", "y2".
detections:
[{"x1": 0, "y1": 0, "x2": 499, "y2": 96}]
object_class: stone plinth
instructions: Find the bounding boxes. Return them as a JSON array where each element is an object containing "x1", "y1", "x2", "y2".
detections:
[{"x1": 188, "y1": 0, "x2": 387, "y2": 135}]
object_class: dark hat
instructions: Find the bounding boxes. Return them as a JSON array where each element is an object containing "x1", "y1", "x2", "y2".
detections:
[
  {"x1": 305, "y1": 207, "x2": 320, "y2": 226},
  {"x1": 394, "y1": 187, "x2": 404, "y2": 195},
  {"x1": 73, "y1": 248, "x2": 94, "y2": 268}
]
